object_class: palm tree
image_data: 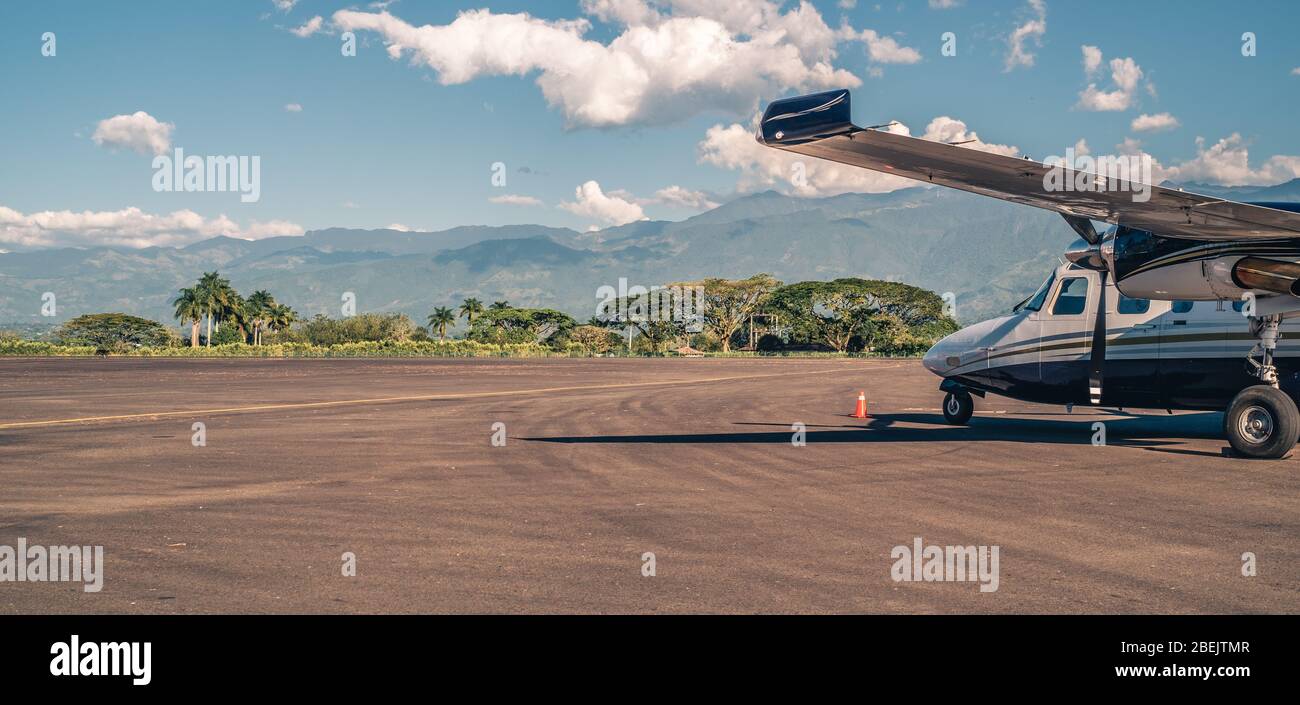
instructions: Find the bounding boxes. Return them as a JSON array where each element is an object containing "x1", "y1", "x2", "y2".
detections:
[
  {"x1": 195, "y1": 271, "x2": 234, "y2": 346},
  {"x1": 225, "y1": 291, "x2": 250, "y2": 343},
  {"x1": 490, "y1": 300, "x2": 510, "y2": 310},
  {"x1": 267, "y1": 303, "x2": 298, "y2": 337},
  {"x1": 217, "y1": 282, "x2": 239, "y2": 335},
  {"x1": 427, "y1": 306, "x2": 456, "y2": 341},
  {"x1": 172, "y1": 287, "x2": 204, "y2": 347},
  {"x1": 459, "y1": 298, "x2": 484, "y2": 325},
  {"x1": 246, "y1": 290, "x2": 276, "y2": 345}
]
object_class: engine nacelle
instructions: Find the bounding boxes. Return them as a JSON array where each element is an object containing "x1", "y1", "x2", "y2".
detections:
[{"x1": 1106, "y1": 226, "x2": 1300, "y2": 302}]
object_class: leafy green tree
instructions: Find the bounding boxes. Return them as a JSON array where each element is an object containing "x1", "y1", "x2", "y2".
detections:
[
  {"x1": 600, "y1": 287, "x2": 696, "y2": 354},
  {"x1": 677, "y1": 274, "x2": 781, "y2": 352},
  {"x1": 427, "y1": 306, "x2": 456, "y2": 341},
  {"x1": 298, "y1": 312, "x2": 417, "y2": 345},
  {"x1": 210, "y1": 324, "x2": 246, "y2": 345},
  {"x1": 467, "y1": 307, "x2": 575, "y2": 345},
  {"x1": 766, "y1": 278, "x2": 957, "y2": 353},
  {"x1": 55, "y1": 313, "x2": 180, "y2": 350},
  {"x1": 567, "y1": 325, "x2": 621, "y2": 355},
  {"x1": 490, "y1": 300, "x2": 511, "y2": 311}
]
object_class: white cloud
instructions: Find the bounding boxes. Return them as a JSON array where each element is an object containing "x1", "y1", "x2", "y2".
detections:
[
  {"x1": 284, "y1": 103, "x2": 303, "y2": 112},
  {"x1": 699, "y1": 120, "x2": 913, "y2": 197},
  {"x1": 841, "y1": 27, "x2": 922, "y2": 64},
  {"x1": 91, "y1": 112, "x2": 174, "y2": 157},
  {"x1": 1004, "y1": 0, "x2": 1046, "y2": 71},
  {"x1": 559, "y1": 180, "x2": 647, "y2": 225},
  {"x1": 581, "y1": 0, "x2": 659, "y2": 27},
  {"x1": 386, "y1": 223, "x2": 413, "y2": 231},
  {"x1": 489, "y1": 194, "x2": 544, "y2": 207},
  {"x1": 1076, "y1": 48, "x2": 1143, "y2": 111},
  {"x1": 330, "y1": 3, "x2": 881, "y2": 128},
  {"x1": 0, "y1": 206, "x2": 302, "y2": 250},
  {"x1": 1291, "y1": 67, "x2": 1300, "y2": 76},
  {"x1": 929, "y1": 0, "x2": 961, "y2": 7},
  {"x1": 699, "y1": 112, "x2": 1018, "y2": 198},
  {"x1": 1081, "y1": 44, "x2": 1102, "y2": 76},
  {"x1": 1155, "y1": 135, "x2": 1300, "y2": 186},
  {"x1": 1130, "y1": 112, "x2": 1179, "y2": 133},
  {"x1": 290, "y1": 16, "x2": 324, "y2": 38},
  {"x1": 272, "y1": 0, "x2": 298, "y2": 12},
  {"x1": 653, "y1": 185, "x2": 719, "y2": 210},
  {"x1": 918, "y1": 117, "x2": 1020, "y2": 156}
]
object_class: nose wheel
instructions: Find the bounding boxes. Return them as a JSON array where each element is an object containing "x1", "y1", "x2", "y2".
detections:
[
  {"x1": 942, "y1": 390, "x2": 974, "y2": 425},
  {"x1": 1224, "y1": 385, "x2": 1299, "y2": 459}
]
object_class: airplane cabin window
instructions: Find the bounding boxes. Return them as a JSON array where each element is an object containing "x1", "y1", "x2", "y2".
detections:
[
  {"x1": 1117, "y1": 295, "x2": 1150, "y2": 314},
  {"x1": 1052, "y1": 277, "x2": 1089, "y2": 315},
  {"x1": 1022, "y1": 272, "x2": 1055, "y2": 312},
  {"x1": 1171, "y1": 300, "x2": 1194, "y2": 313}
]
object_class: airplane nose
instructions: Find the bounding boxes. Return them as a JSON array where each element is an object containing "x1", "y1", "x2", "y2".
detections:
[{"x1": 922, "y1": 341, "x2": 947, "y2": 375}]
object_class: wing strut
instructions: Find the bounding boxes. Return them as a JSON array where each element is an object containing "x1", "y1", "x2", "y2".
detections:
[{"x1": 1089, "y1": 269, "x2": 1108, "y2": 406}]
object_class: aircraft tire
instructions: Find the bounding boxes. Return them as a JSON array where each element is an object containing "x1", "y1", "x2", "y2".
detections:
[
  {"x1": 1224, "y1": 385, "x2": 1300, "y2": 459},
  {"x1": 942, "y1": 391, "x2": 974, "y2": 426}
]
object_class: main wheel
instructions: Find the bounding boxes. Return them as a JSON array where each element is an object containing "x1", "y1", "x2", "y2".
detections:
[
  {"x1": 1224, "y1": 386, "x2": 1300, "y2": 459},
  {"x1": 942, "y1": 391, "x2": 974, "y2": 425}
]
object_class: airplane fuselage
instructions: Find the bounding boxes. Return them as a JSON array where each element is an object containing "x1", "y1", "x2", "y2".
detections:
[{"x1": 924, "y1": 252, "x2": 1300, "y2": 411}]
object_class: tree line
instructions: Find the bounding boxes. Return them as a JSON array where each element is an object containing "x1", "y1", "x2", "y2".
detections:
[
  {"x1": 43, "y1": 273, "x2": 957, "y2": 355},
  {"x1": 418, "y1": 274, "x2": 957, "y2": 355}
]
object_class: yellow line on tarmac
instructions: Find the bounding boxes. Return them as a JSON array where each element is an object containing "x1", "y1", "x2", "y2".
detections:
[{"x1": 0, "y1": 363, "x2": 901, "y2": 430}]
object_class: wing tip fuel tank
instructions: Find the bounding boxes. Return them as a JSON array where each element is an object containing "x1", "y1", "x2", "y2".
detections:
[{"x1": 756, "y1": 89, "x2": 855, "y2": 147}]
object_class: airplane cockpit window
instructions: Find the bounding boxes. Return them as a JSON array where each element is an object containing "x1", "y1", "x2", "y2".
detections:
[
  {"x1": 1017, "y1": 272, "x2": 1056, "y2": 313},
  {"x1": 1171, "y1": 300, "x2": 1194, "y2": 313},
  {"x1": 1117, "y1": 295, "x2": 1150, "y2": 314},
  {"x1": 1052, "y1": 277, "x2": 1089, "y2": 315}
]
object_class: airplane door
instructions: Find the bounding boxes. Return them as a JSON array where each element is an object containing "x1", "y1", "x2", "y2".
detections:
[
  {"x1": 1037, "y1": 273, "x2": 1092, "y2": 404},
  {"x1": 1102, "y1": 292, "x2": 1164, "y2": 408}
]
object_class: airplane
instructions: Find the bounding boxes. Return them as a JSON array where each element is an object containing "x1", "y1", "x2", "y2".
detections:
[{"x1": 757, "y1": 89, "x2": 1300, "y2": 459}]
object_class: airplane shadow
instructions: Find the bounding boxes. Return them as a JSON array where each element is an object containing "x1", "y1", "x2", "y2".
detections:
[{"x1": 521, "y1": 412, "x2": 1226, "y2": 449}]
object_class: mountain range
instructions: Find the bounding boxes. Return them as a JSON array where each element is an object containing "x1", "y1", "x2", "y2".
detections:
[{"x1": 3, "y1": 178, "x2": 1299, "y2": 330}]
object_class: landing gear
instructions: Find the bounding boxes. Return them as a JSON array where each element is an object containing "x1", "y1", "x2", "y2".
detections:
[
  {"x1": 942, "y1": 390, "x2": 974, "y2": 425},
  {"x1": 1230, "y1": 313, "x2": 1298, "y2": 458},
  {"x1": 1245, "y1": 314, "x2": 1282, "y2": 385},
  {"x1": 1224, "y1": 386, "x2": 1299, "y2": 459}
]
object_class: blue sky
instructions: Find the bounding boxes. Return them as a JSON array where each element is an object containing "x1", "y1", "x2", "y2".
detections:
[{"x1": 1, "y1": 0, "x2": 1298, "y2": 249}]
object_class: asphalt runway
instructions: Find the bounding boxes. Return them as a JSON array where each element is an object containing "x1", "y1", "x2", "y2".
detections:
[{"x1": 1, "y1": 357, "x2": 1295, "y2": 614}]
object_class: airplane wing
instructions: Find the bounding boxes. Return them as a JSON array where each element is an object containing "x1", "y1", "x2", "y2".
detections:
[{"x1": 757, "y1": 90, "x2": 1300, "y2": 242}]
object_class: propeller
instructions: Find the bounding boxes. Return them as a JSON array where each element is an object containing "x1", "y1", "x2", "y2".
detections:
[{"x1": 1061, "y1": 214, "x2": 1107, "y2": 406}]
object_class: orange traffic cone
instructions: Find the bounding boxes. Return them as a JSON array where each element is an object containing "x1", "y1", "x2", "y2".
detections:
[{"x1": 851, "y1": 391, "x2": 869, "y2": 418}]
